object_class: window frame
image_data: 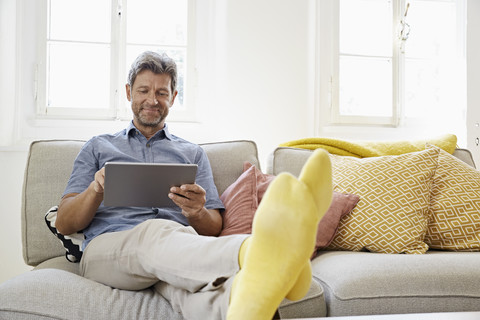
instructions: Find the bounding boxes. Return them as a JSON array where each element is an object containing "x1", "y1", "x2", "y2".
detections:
[
  {"x1": 35, "y1": 0, "x2": 197, "y2": 122},
  {"x1": 320, "y1": 0, "x2": 466, "y2": 128}
]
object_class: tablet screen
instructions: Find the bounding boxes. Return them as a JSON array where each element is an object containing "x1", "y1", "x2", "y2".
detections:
[{"x1": 103, "y1": 162, "x2": 198, "y2": 207}]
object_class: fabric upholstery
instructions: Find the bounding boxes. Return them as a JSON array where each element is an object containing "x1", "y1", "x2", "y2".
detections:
[
  {"x1": 200, "y1": 140, "x2": 260, "y2": 195},
  {"x1": 0, "y1": 269, "x2": 184, "y2": 319},
  {"x1": 452, "y1": 148, "x2": 476, "y2": 168},
  {"x1": 22, "y1": 140, "x2": 86, "y2": 266},
  {"x1": 312, "y1": 250, "x2": 480, "y2": 316},
  {"x1": 278, "y1": 280, "x2": 326, "y2": 318},
  {"x1": 34, "y1": 256, "x2": 80, "y2": 274}
]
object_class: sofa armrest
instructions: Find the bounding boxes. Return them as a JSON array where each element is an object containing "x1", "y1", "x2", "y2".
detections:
[{"x1": 22, "y1": 140, "x2": 86, "y2": 266}]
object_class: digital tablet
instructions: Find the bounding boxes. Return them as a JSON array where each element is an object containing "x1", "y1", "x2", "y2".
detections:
[{"x1": 103, "y1": 162, "x2": 198, "y2": 207}]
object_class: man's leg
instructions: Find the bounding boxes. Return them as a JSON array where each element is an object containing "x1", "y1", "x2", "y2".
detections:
[
  {"x1": 80, "y1": 148, "x2": 332, "y2": 319},
  {"x1": 228, "y1": 149, "x2": 332, "y2": 319},
  {"x1": 80, "y1": 219, "x2": 247, "y2": 293},
  {"x1": 155, "y1": 275, "x2": 236, "y2": 320}
]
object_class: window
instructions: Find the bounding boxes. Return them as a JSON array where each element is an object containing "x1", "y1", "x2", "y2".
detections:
[
  {"x1": 37, "y1": 0, "x2": 196, "y2": 121},
  {"x1": 324, "y1": 0, "x2": 466, "y2": 129}
]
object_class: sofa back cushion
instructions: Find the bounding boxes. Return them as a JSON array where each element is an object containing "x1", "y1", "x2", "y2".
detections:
[
  {"x1": 22, "y1": 139, "x2": 260, "y2": 266},
  {"x1": 267, "y1": 147, "x2": 476, "y2": 176},
  {"x1": 200, "y1": 140, "x2": 260, "y2": 195}
]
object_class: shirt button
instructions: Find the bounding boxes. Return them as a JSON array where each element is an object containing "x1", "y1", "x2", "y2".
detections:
[{"x1": 146, "y1": 143, "x2": 151, "y2": 148}]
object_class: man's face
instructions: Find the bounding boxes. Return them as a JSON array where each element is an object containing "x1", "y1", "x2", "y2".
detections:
[{"x1": 126, "y1": 70, "x2": 177, "y2": 130}]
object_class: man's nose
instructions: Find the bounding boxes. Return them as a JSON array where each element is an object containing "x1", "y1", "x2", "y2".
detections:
[{"x1": 147, "y1": 93, "x2": 158, "y2": 105}]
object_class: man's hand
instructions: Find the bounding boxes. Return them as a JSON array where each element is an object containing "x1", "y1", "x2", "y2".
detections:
[
  {"x1": 56, "y1": 167, "x2": 105, "y2": 235},
  {"x1": 169, "y1": 184, "x2": 222, "y2": 236},
  {"x1": 93, "y1": 167, "x2": 106, "y2": 194},
  {"x1": 169, "y1": 184, "x2": 206, "y2": 218}
]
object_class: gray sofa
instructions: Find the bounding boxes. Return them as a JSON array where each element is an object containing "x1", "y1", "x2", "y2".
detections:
[
  {"x1": 1, "y1": 139, "x2": 479, "y2": 319},
  {"x1": 0, "y1": 140, "x2": 323, "y2": 320}
]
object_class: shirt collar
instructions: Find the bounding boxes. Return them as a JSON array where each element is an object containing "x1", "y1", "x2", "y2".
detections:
[
  {"x1": 163, "y1": 124, "x2": 173, "y2": 140},
  {"x1": 126, "y1": 121, "x2": 173, "y2": 140}
]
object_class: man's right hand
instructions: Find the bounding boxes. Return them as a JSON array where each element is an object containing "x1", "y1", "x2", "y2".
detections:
[
  {"x1": 93, "y1": 167, "x2": 106, "y2": 194},
  {"x1": 56, "y1": 167, "x2": 105, "y2": 235}
]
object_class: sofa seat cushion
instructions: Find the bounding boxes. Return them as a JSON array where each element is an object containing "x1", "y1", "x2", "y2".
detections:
[
  {"x1": 0, "y1": 269, "x2": 184, "y2": 320},
  {"x1": 312, "y1": 251, "x2": 480, "y2": 317},
  {"x1": 0, "y1": 263, "x2": 327, "y2": 320}
]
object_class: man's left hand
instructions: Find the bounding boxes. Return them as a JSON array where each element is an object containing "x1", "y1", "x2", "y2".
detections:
[{"x1": 169, "y1": 184, "x2": 206, "y2": 218}]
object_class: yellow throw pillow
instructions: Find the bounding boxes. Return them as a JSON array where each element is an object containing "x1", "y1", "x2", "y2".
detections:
[
  {"x1": 425, "y1": 145, "x2": 480, "y2": 251},
  {"x1": 327, "y1": 148, "x2": 440, "y2": 254}
]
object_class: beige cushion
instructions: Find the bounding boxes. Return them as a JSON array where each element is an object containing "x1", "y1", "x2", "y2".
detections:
[
  {"x1": 312, "y1": 250, "x2": 480, "y2": 316},
  {"x1": 22, "y1": 140, "x2": 86, "y2": 266},
  {"x1": 452, "y1": 148, "x2": 476, "y2": 168},
  {"x1": 0, "y1": 269, "x2": 183, "y2": 319},
  {"x1": 200, "y1": 140, "x2": 260, "y2": 195}
]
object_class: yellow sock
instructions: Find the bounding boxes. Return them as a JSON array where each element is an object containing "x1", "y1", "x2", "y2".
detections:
[
  {"x1": 240, "y1": 240, "x2": 312, "y2": 301},
  {"x1": 285, "y1": 262, "x2": 312, "y2": 301},
  {"x1": 298, "y1": 148, "x2": 333, "y2": 217},
  {"x1": 228, "y1": 149, "x2": 332, "y2": 319}
]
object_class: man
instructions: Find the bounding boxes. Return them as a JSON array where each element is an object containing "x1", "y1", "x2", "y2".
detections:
[{"x1": 56, "y1": 51, "x2": 333, "y2": 319}]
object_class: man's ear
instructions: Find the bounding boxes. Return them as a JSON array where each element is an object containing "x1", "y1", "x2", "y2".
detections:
[
  {"x1": 170, "y1": 90, "x2": 178, "y2": 105},
  {"x1": 126, "y1": 84, "x2": 132, "y2": 101}
]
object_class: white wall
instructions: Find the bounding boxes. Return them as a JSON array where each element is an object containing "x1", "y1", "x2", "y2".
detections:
[
  {"x1": 0, "y1": 0, "x2": 32, "y2": 281},
  {"x1": 1, "y1": 0, "x2": 480, "y2": 283}
]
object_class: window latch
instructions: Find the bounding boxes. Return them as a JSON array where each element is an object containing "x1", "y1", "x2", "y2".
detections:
[{"x1": 399, "y1": 2, "x2": 411, "y2": 42}]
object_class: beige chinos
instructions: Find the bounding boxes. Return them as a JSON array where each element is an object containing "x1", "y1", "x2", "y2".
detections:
[{"x1": 80, "y1": 219, "x2": 248, "y2": 320}]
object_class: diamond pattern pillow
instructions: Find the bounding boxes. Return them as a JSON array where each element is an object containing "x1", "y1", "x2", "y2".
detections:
[
  {"x1": 327, "y1": 148, "x2": 440, "y2": 254},
  {"x1": 425, "y1": 144, "x2": 480, "y2": 251}
]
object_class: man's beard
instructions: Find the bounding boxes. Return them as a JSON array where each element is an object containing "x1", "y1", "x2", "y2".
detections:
[{"x1": 134, "y1": 105, "x2": 167, "y2": 127}]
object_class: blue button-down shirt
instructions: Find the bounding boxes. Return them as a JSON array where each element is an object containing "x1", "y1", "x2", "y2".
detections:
[{"x1": 63, "y1": 121, "x2": 224, "y2": 249}]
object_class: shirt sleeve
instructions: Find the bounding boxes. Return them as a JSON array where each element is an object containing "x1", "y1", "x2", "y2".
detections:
[
  {"x1": 194, "y1": 147, "x2": 225, "y2": 211},
  {"x1": 63, "y1": 139, "x2": 100, "y2": 197}
]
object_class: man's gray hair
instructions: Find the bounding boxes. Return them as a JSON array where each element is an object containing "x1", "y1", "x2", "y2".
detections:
[{"x1": 127, "y1": 51, "x2": 177, "y2": 94}]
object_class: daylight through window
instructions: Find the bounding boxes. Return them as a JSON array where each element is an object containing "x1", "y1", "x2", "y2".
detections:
[{"x1": 39, "y1": 0, "x2": 193, "y2": 120}]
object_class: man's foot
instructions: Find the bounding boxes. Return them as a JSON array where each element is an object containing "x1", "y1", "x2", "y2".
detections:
[{"x1": 227, "y1": 149, "x2": 332, "y2": 319}]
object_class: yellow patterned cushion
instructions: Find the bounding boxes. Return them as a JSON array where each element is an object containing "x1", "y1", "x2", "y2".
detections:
[
  {"x1": 425, "y1": 145, "x2": 480, "y2": 251},
  {"x1": 327, "y1": 148, "x2": 440, "y2": 254}
]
